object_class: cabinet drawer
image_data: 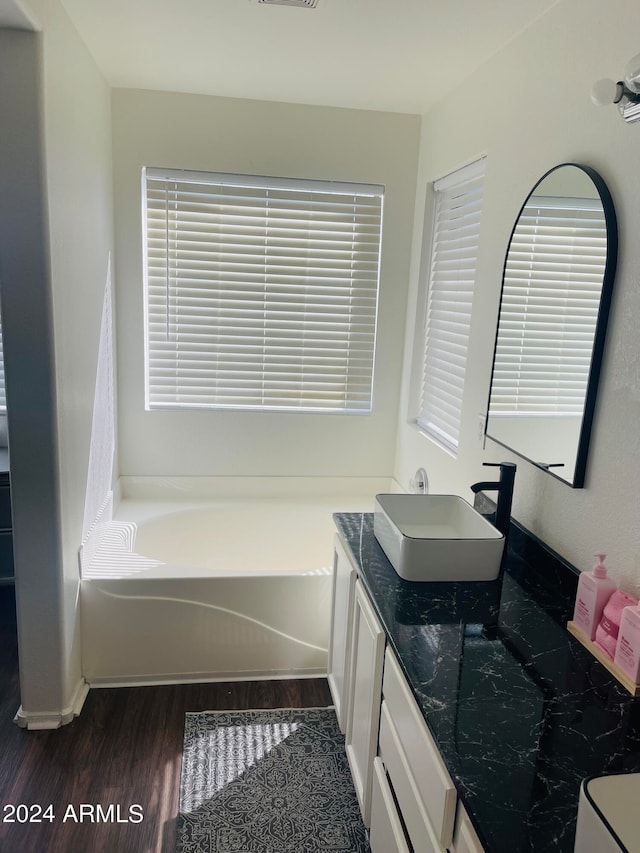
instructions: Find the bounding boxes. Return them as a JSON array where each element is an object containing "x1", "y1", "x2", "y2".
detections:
[
  {"x1": 382, "y1": 647, "x2": 456, "y2": 849},
  {"x1": 370, "y1": 756, "x2": 411, "y2": 853},
  {"x1": 379, "y1": 700, "x2": 441, "y2": 853}
]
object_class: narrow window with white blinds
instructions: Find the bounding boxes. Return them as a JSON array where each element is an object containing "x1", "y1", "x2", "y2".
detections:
[
  {"x1": 489, "y1": 195, "x2": 606, "y2": 414},
  {"x1": 417, "y1": 159, "x2": 485, "y2": 453},
  {"x1": 143, "y1": 168, "x2": 384, "y2": 413}
]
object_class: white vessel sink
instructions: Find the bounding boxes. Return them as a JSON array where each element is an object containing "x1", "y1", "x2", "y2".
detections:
[
  {"x1": 373, "y1": 494, "x2": 504, "y2": 582},
  {"x1": 575, "y1": 773, "x2": 640, "y2": 852}
]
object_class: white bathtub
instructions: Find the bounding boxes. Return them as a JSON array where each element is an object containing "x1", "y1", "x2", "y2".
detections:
[{"x1": 81, "y1": 477, "x2": 392, "y2": 687}]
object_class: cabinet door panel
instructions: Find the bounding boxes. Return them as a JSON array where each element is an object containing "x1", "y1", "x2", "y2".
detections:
[
  {"x1": 0, "y1": 485, "x2": 11, "y2": 531},
  {"x1": 370, "y1": 757, "x2": 411, "y2": 853},
  {"x1": 345, "y1": 580, "x2": 385, "y2": 827},
  {"x1": 328, "y1": 535, "x2": 357, "y2": 733},
  {"x1": 0, "y1": 531, "x2": 14, "y2": 580}
]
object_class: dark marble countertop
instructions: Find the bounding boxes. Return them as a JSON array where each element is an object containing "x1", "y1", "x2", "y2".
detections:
[{"x1": 334, "y1": 512, "x2": 640, "y2": 853}]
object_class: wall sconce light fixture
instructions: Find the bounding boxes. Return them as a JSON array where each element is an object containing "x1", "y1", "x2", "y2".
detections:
[{"x1": 591, "y1": 53, "x2": 640, "y2": 123}]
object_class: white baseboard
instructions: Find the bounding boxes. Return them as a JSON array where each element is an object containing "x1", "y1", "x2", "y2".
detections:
[
  {"x1": 14, "y1": 679, "x2": 90, "y2": 730},
  {"x1": 88, "y1": 668, "x2": 327, "y2": 689}
]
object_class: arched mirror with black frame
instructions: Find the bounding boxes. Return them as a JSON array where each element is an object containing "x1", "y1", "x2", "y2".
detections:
[{"x1": 485, "y1": 163, "x2": 618, "y2": 488}]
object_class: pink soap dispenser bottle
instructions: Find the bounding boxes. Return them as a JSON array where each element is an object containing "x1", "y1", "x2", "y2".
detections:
[
  {"x1": 572, "y1": 553, "x2": 617, "y2": 641},
  {"x1": 614, "y1": 603, "x2": 640, "y2": 683}
]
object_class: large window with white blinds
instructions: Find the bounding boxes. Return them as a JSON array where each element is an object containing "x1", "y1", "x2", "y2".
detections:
[
  {"x1": 143, "y1": 168, "x2": 384, "y2": 413},
  {"x1": 416, "y1": 159, "x2": 485, "y2": 453},
  {"x1": 489, "y1": 195, "x2": 606, "y2": 415}
]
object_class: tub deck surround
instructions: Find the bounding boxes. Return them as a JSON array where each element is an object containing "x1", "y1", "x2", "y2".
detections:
[
  {"x1": 81, "y1": 477, "x2": 392, "y2": 686},
  {"x1": 333, "y1": 512, "x2": 640, "y2": 853}
]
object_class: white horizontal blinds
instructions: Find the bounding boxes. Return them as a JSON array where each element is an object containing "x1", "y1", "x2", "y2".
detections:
[
  {"x1": 0, "y1": 311, "x2": 5, "y2": 413},
  {"x1": 144, "y1": 169, "x2": 383, "y2": 412},
  {"x1": 490, "y1": 195, "x2": 606, "y2": 414},
  {"x1": 417, "y1": 160, "x2": 485, "y2": 452}
]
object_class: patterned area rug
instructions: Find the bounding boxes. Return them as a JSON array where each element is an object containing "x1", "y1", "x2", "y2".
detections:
[{"x1": 177, "y1": 707, "x2": 370, "y2": 853}]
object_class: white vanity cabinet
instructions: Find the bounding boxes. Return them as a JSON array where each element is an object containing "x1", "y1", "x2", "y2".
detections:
[
  {"x1": 328, "y1": 534, "x2": 358, "y2": 732},
  {"x1": 344, "y1": 579, "x2": 386, "y2": 827},
  {"x1": 329, "y1": 532, "x2": 485, "y2": 851}
]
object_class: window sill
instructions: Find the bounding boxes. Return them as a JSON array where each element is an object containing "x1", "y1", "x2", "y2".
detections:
[{"x1": 412, "y1": 421, "x2": 458, "y2": 460}]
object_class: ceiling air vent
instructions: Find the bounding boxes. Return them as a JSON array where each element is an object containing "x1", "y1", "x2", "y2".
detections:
[{"x1": 257, "y1": 0, "x2": 319, "y2": 7}]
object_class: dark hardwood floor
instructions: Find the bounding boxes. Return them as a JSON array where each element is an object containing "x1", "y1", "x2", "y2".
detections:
[{"x1": 0, "y1": 584, "x2": 332, "y2": 852}]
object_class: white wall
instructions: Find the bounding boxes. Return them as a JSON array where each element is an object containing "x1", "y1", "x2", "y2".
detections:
[
  {"x1": 0, "y1": 0, "x2": 41, "y2": 28},
  {"x1": 0, "y1": 27, "x2": 64, "y2": 721},
  {"x1": 0, "y1": 0, "x2": 114, "y2": 725},
  {"x1": 41, "y1": 0, "x2": 114, "y2": 716},
  {"x1": 395, "y1": 0, "x2": 640, "y2": 590},
  {"x1": 112, "y1": 90, "x2": 420, "y2": 478}
]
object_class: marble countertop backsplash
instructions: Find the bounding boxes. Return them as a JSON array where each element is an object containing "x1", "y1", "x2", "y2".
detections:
[{"x1": 333, "y1": 512, "x2": 640, "y2": 853}]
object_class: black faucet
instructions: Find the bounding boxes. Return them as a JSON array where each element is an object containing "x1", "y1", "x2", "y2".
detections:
[{"x1": 470, "y1": 462, "x2": 516, "y2": 539}]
